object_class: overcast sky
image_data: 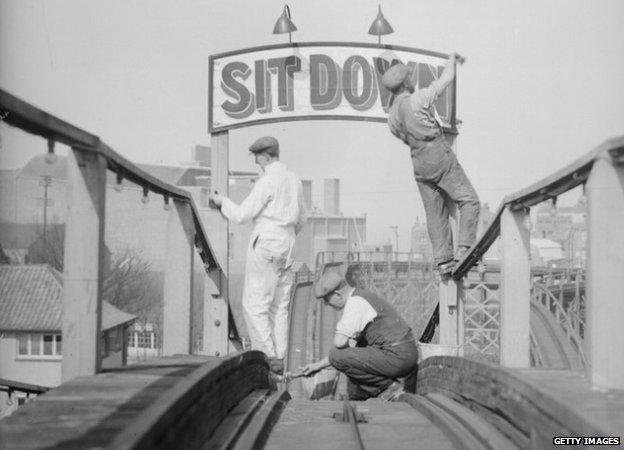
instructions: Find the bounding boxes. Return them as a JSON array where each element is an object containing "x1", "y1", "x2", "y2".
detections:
[{"x1": 1, "y1": 0, "x2": 623, "y2": 250}]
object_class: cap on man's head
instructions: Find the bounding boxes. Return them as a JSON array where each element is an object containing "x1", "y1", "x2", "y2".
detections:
[
  {"x1": 314, "y1": 271, "x2": 345, "y2": 299},
  {"x1": 249, "y1": 136, "x2": 279, "y2": 155},
  {"x1": 381, "y1": 63, "x2": 411, "y2": 93}
]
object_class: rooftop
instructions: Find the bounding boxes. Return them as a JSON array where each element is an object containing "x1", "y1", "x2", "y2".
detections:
[{"x1": 0, "y1": 265, "x2": 135, "y2": 332}]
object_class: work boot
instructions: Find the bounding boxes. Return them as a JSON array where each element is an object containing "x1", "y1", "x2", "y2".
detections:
[
  {"x1": 269, "y1": 357, "x2": 284, "y2": 375},
  {"x1": 378, "y1": 381, "x2": 404, "y2": 401},
  {"x1": 454, "y1": 245, "x2": 470, "y2": 263},
  {"x1": 437, "y1": 260, "x2": 455, "y2": 277}
]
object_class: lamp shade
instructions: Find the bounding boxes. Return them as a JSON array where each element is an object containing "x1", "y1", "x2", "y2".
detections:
[
  {"x1": 368, "y1": 5, "x2": 394, "y2": 36},
  {"x1": 273, "y1": 7, "x2": 297, "y2": 34}
]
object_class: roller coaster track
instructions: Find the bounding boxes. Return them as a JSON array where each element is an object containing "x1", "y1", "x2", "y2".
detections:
[
  {"x1": 100, "y1": 353, "x2": 604, "y2": 449},
  {"x1": 529, "y1": 300, "x2": 584, "y2": 370}
]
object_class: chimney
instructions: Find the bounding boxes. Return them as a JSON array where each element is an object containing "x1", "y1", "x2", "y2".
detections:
[
  {"x1": 193, "y1": 145, "x2": 211, "y2": 167},
  {"x1": 301, "y1": 180, "x2": 313, "y2": 211},
  {"x1": 323, "y1": 178, "x2": 340, "y2": 216}
]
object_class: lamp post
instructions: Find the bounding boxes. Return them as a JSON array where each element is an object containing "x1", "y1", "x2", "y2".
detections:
[{"x1": 273, "y1": 5, "x2": 297, "y2": 43}]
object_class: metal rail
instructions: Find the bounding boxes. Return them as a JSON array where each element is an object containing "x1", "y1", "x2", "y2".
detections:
[{"x1": 343, "y1": 397, "x2": 366, "y2": 450}]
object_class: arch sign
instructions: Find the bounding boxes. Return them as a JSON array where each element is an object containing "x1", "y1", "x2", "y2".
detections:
[{"x1": 208, "y1": 42, "x2": 456, "y2": 133}]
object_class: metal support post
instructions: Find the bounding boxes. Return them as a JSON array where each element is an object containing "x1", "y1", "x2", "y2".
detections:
[
  {"x1": 62, "y1": 148, "x2": 107, "y2": 381},
  {"x1": 586, "y1": 155, "x2": 624, "y2": 389},
  {"x1": 162, "y1": 200, "x2": 195, "y2": 355},
  {"x1": 500, "y1": 206, "x2": 531, "y2": 367}
]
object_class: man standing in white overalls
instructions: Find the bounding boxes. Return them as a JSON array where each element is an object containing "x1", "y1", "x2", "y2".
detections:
[{"x1": 209, "y1": 136, "x2": 307, "y2": 374}]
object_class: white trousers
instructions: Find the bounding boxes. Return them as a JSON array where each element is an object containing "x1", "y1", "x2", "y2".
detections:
[{"x1": 242, "y1": 228, "x2": 295, "y2": 359}]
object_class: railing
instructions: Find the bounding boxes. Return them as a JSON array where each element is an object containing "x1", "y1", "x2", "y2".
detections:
[
  {"x1": 0, "y1": 89, "x2": 237, "y2": 381},
  {"x1": 449, "y1": 135, "x2": 624, "y2": 389}
]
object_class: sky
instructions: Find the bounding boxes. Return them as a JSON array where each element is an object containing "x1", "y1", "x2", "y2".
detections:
[{"x1": 1, "y1": 0, "x2": 623, "y2": 250}]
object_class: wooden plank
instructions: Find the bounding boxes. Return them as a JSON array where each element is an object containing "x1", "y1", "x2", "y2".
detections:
[
  {"x1": 202, "y1": 270, "x2": 229, "y2": 356},
  {"x1": 109, "y1": 351, "x2": 270, "y2": 450},
  {"x1": 499, "y1": 206, "x2": 530, "y2": 368},
  {"x1": 201, "y1": 131, "x2": 231, "y2": 355},
  {"x1": 0, "y1": 89, "x2": 100, "y2": 148},
  {"x1": 0, "y1": 356, "x2": 211, "y2": 450},
  {"x1": 438, "y1": 279, "x2": 461, "y2": 348},
  {"x1": 416, "y1": 357, "x2": 616, "y2": 442},
  {"x1": 162, "y1": 200, "x2": 195, "y2": 355},
  {"x1": 585, "y1": 156, "x2": 624, "y2": 389},
  {"x1": 62, "y1": 148, "x2": 107, "y2": 381}
]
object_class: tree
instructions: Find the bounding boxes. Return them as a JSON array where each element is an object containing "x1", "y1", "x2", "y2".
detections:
[{"x1": 102, "y1": 248, "x2": 163, "y2": 329}]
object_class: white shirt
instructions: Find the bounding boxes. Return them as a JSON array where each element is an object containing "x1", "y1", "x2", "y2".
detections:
[
  {"x1": 221, "y1": 161, "x2": 307, "y2": 235},
  {"x1": 335, "y1": 289, "x2": 378, "y2": 339}
]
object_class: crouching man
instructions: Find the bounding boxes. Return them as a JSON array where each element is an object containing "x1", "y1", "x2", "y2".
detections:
[{"x1": 301, "y1": 270, "x2": 418, "y2": 400}]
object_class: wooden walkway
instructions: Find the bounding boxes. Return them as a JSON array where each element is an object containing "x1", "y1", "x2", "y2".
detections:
[
  {"x1": 0, "y1": 356, "x2": 215, "y2": 450},
  {"x1": 265, "y1": 399, "x2": 456, "y2": 450},
  {"x1": 515, "y1": 368, "x2": 624, "y2": 438},
  {"x1": 1, "y1": 355, "x2": 623, "y2": 449}
]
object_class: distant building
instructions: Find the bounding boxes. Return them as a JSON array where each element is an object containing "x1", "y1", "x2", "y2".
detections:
[
  {"x1": 530, "y1": 238, "x2": 564, "y2": 266},
  {"x1": 0, "y1": 265, "x2": 135, "y2": 417},
  {"x1": 292, "y1": 179, "x2": 367, "y2": 270},
  {"x1": 533, "y1": 200, "x2": 586, "y2": 267}
]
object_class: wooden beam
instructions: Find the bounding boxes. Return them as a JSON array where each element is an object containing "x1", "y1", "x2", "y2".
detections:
[
  {"x1": 438, "y1": 279, "x2": 463, "y2": 351},
  {"x1": 499, "y1": 206, "x2": 531, "y2": 367},
  {"x1": 162, "y1": 200, "x2": 195, "y2": 355},
  {"x1": 62, "y1": 149, "x2": 107, "y2": 381},
  {"x1": 439, "y1": 198, "x2": 463, "y2": 350},
  {"x1": 203, "y1": 269, "x2": 229, "y2": 356},
  {"x1": 586, "y1": 156, "x2": 624, "y2": 389},
  {"x1": 203, "y1": 131, "x2": 230, "y2": 354}
]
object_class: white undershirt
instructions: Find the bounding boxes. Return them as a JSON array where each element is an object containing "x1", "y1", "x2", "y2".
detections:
[{"x1": 335, "y1": 293, "x2": 378, "y2": 339}]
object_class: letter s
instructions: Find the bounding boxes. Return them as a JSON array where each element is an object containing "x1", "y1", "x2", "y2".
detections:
[{"x1": 220, "y1": 61, "x2": 255, "y2": 119}]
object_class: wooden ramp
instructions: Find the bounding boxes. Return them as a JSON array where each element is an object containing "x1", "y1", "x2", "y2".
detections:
[
  {"x1": 265, "y1": 399, "x2": 456, "y2": 450},
  {"x1": 0, "y1": 356, "x2": 214, "y2": 450}
]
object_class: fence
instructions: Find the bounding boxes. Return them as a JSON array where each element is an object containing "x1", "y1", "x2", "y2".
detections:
[
  {"x1": 452, "y1": 135, "x2": 624, "y2": 389},
  {"x1": 0, "y1": 89, "x2": 237, "y2": 382}
]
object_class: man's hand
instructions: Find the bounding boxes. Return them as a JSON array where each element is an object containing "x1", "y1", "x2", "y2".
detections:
[
  {"x1": 452, "y1": 52, "x2": 466, "y2": 65},
  {"x1": 300, "y1": 361, "x2": 324, "y2": 377},
  {"x1": 208, "y1": 191, "x2": 223, "y2": 208}
]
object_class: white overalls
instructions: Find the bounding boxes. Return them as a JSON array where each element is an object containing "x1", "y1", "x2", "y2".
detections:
[{"x1": 221, "y1": 161, "x2": 306, "y2": 358}]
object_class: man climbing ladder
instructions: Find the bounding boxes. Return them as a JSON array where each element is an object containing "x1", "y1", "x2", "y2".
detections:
[{"x1": 382, "y1": 53, "x2": 479, "y2": 275}]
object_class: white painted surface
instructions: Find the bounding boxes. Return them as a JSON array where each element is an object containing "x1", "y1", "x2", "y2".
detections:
[
  {"x1": 586, "y1": 156, "x2": 624, "y2": 389},
  {"x1": 500, "y1": 206, "x2": 531, "y2": 367}
]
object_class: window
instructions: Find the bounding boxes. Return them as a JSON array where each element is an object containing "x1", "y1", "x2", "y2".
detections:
[
  {"x1": 17, "y1": 333, "x2": 62, "y2": 358},
  {"x1": 128, "y1": 330, "x2": 156, "y2": 349}
]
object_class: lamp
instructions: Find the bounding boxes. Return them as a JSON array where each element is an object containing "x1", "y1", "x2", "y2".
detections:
[
  {"x1": 273, "y1": 5, "x2": 297, "y2": 43},
  {"x1": 368, "y1": 5, "x2": 394, "y2": 44}
]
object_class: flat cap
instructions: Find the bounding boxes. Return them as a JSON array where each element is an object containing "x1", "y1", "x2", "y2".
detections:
[
  {"x1": 314, "y1": 270, "x2": 344, "y2": 299},
  {"x1": 381, "y1": 63, "x2": 411, "y2": 92},
  {"x1": 249, "y1": 136, "x2": 279, "y2": 154}
]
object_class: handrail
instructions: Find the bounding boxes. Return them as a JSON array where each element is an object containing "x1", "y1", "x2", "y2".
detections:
[
  {"x1": 0, "y1": 88, "x2": 219, "y2": 269},
  {"x1": 453, "y1": 135, "x2": 624, "y2": 279}
]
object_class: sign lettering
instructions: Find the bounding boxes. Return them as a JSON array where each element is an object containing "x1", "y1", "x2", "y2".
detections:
[{"x1": 209, "y1": 43, "x2": 455, "y2": 132}]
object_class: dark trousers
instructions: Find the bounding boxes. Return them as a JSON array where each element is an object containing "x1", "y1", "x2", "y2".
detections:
[
  {"x1": 411, "y1": 137, "x2": 480, "y2": 264},
  {"x1": 329, "y1": 342, "x2": 418, "y2": 400}
]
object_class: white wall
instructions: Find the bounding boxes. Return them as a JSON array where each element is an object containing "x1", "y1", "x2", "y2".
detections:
[{"x1": 0, "y1": 333, "x2": 61, "y2": 387}]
